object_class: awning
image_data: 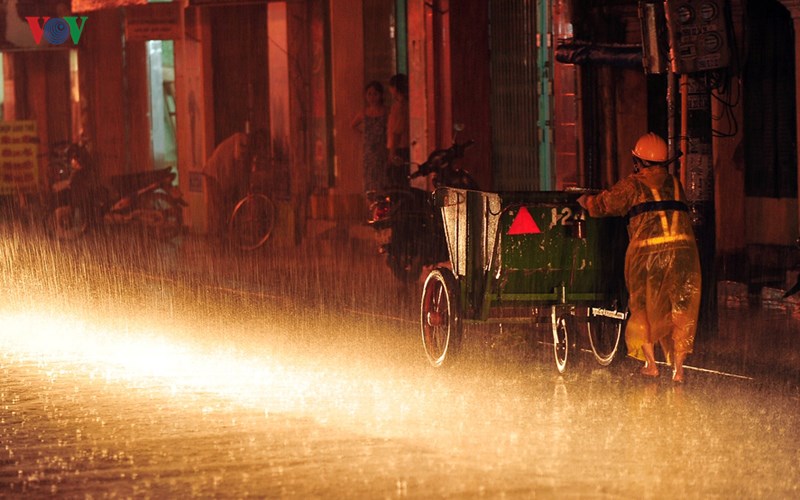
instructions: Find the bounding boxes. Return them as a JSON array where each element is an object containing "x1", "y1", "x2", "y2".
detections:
[
  {"x1": 73, "y1": 1, "x2": 274, "y2": 12},
  {"x1": 72, "y1": 0, "x2": 147, "y2": 13},
  {"x1": 188, "y1": 1, "x2": 272, "y2": 5}
]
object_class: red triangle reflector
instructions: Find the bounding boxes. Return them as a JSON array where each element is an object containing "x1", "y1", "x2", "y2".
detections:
[{"x1": 507, "y1": 206, "x2": 541, "y2": 235}]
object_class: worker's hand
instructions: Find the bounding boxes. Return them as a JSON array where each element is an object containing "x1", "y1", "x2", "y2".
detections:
[{"x1": 577, "y1": 194, "x2": 590, "y2": 209}]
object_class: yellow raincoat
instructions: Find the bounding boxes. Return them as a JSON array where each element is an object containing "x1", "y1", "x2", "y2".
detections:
[{"x1": 582, "y1": 166, "x2": 702, "y2": 362}]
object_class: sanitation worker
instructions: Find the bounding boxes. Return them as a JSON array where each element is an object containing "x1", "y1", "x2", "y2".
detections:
[{"x1": 577, "y1": 132, "x2": 702, "y2": 383}]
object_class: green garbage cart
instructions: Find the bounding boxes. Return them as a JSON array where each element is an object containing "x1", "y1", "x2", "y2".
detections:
[{"x1": 420, "y1": 187, "x2": 629, "y2": 373}]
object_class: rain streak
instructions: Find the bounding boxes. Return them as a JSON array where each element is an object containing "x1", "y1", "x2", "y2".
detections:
[{"x1": 0, "y1": 222, "x2": 798, "y2": 498}]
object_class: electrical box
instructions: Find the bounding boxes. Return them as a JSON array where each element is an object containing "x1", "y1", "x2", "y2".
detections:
[{"x1": 665, "y1": 0, "x2": 732, "y2": 73}]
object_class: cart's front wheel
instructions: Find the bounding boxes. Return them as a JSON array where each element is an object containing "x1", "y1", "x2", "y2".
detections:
[
  {"x1": 420, "y1": 268, "x2": 461, "y2": 367},
  {"x1": 551, "y1": 310, "x2": 570, "y2": 373},
  {"x1": 586, "y1": 300, "x2": 626, "y2": 366}
]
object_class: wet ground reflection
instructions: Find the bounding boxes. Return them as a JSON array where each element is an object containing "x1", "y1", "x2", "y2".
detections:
[{"x1": 1, "y1": 228, "x2": 799, "y2": 497}]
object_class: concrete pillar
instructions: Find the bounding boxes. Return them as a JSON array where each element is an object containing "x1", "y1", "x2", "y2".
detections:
[
  {"x1": 328, "y1": 0, "x2": 364, "y2": 195},
  {"x1": 449, "y1": 1, "x2": 491, "y2": 189},
  {"x1": 407, "y1": 0, "x2": 429, "y2": 186},
  {"x1": 780, "y1": 0, "x2": 800, "y2": 239},
  {"x1": 78, "y1": 9, "x2": 127, "y2": 183},
  {"x1": 287, "y1": 1, "x2": 312, "y2": 243},
  {"x1": 174, "y1": 5, "x2": 213, "y2": 234}
]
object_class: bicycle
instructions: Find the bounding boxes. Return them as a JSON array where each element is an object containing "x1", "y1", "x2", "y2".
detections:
[{"x1": 227, "y1": 166, "x2": 276, "y2": 251}]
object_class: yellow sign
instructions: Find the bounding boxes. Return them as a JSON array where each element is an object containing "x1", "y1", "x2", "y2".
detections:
[{"x1": 0, "y1": 121, "x2": 39, "y2": 194}]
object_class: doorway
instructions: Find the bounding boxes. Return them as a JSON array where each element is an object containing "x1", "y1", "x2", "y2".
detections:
[{"x1": 146, "y1": 40, "x2": 177, "y2": 174}]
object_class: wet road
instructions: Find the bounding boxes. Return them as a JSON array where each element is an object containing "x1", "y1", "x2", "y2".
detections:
[{"x1": 1, "y1": 228, "x2": 799, "y2": 498}]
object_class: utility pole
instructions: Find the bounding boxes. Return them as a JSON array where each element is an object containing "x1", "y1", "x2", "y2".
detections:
[
  {"x1": 656, "y1": 0, "x2": 733, "y2": 336},
  {"x1": 681, "y1": 75, "x2": 717, "y2": 335}
]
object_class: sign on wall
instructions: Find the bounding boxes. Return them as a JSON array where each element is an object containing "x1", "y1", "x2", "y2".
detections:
[
  {"x1": 125, "y1": 2, "x2": 181, "y2": 41},
  {"x1": 0, "y1": 121, "x2": 39, "y2": 194}
]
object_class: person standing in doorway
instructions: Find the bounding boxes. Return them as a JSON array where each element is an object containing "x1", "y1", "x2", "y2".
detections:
[
  {"x1": 203, "y1": 131, "x2": 253, "y2": 242},
  {"x1": 351, "y1": 80, "x2": 389, "y2": 194},
  {"x1": 387, "y1": 73, "x2": 410, "y2": 188},
  {"x1": 577, "y1": 132, "x2": 702, "y2": 383}
]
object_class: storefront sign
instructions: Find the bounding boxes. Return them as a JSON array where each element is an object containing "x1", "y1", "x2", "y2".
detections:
[
  {"x1": 125, "y1": 2, "x2": 181, "y2": 41},
  {"x1": 0, "y1": 121, "x2": 39, "y2": 194}
]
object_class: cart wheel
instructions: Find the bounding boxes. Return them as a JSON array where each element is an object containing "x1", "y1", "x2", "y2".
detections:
[
  {"x1": 586, "y1": 300, "x2": 626, "y2": 366},
  {"x1": 420, "y1": 267, "x2": 461, "y2": 367},
  {"x1": 551, "y1": 311, "x2": 570, "y2": 373}
]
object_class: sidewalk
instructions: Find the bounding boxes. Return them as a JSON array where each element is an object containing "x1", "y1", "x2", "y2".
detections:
[{"x1": 693, "y1": 297, "x2": 800, "y2": 383}]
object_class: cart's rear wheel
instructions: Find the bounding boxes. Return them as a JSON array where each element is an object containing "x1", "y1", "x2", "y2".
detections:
[
  {"x1": 420, "y1": 268, "x2": 461, "y2": 367},
  {"x1": 586, "y1": 299, "x2": 626, "y2": 366},
  {"x1": 551, "y1": 311, "x2": 570, "y2": 373}
]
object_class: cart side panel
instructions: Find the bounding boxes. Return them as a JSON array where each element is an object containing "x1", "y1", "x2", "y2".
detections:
[
  {"x1": 437, "y1": 189, "x2": 627, "y2": 315},
  {"x1": 436, "y1": 188, "x2": 468, "y2": 276},
  {"x1": 436, "y1": 188, "x2": 502, "y2": 280},
  {"x1": 491, "y1": 192, "x2": 626, "y2": 302}
]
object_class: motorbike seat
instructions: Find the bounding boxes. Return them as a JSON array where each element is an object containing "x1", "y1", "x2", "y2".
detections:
[{"x1": 110, "y1": 167, "x2": 175, "y2": 194}]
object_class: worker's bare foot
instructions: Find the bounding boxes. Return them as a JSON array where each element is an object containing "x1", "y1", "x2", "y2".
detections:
[
  {"x1": 640, "y1": 362, "x2": 659, "y2": 378},
  {"x1": 672, "y1": 353, "x2": 687, "y2": 383}
]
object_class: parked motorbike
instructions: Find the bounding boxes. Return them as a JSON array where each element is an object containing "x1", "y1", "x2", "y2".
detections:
[
  {"x1": 368, "y1": 137, "x2": 478, "y2": 283},
  {"x1": 49, "y1": 141, "x2": 187, "y2": 240}
]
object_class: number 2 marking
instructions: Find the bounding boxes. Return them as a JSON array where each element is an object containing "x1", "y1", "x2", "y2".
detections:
[{"x1": 550, "y1": 207, "x2": 573, "y2": 228}]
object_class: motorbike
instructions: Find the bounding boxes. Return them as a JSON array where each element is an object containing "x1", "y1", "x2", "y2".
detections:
[
  {"x1": 49, "y1": 141, "x2": 187, "y2": 241},
  {"x1": 368, "y1": 137, "x2": 478, "y2": 283}
]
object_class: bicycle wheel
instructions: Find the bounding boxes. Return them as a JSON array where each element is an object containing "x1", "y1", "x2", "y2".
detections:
[{"x1": 228, "y1": 193, "x2": 276, "y2": 251}]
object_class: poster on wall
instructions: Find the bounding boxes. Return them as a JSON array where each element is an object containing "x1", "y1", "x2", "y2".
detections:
[{"x1": 0, "y1": 121, "x2": 39, "y2": 194}]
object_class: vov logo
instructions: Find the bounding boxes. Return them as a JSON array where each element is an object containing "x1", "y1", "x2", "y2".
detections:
[{"x1": 25, "y1": 16, "x2": 88, "y2": 46}]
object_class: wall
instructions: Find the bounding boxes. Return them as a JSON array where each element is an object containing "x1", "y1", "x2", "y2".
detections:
[
  {"x1": 328, "y1": 0, "x2": 363, "y2": 195},
  {"x1": 449, "y1": 0, "x2": 491, "y2": 189},
  {"x1": 78, "y1": 8, "x2": 154, "y2": 184}
]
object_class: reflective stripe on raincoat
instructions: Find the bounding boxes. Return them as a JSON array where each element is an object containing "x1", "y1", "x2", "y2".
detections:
[{"x1": 583, "y1": 166, "x2": 702, "y2": 362}]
